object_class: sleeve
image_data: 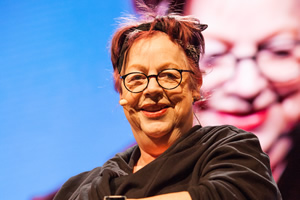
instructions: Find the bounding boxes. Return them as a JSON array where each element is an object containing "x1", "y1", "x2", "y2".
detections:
[
  {"x1": 53, "y1": 167, "x2": 103, "y2": 200},
  {"x1": 53, "y1": 171, "x2": 90, "y2": 200},
  {"x1": 188, "y1": 126, "x2": 282, "y2": 200}
]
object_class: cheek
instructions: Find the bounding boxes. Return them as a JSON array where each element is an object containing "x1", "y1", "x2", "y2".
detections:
[
  {"x1": 121, "y1": 92, "x2": 142, "y2": 130},
  {"x1": 120, "y1": 90, "x2": 141, "y2": 118},
  {"x1": 168, "y1": 86, "x2": 188, "y2": 104},
  {"x1": 120, "y1": 84, "x2": 140, "y2": 105},
  {"x1": 170, "y1": 89, "x2": 193, "y2": 115},
  {"x1": 201, "y1": 69, "x2": 231, "y2": 90},
  {"x1": 281, "y1": 91, "x2": 300, "y2": 126}
]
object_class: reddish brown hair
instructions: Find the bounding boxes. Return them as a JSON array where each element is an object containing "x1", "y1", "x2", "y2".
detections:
[{"x1": 110, "y1": 14, "x2": 206, "y2": 93}]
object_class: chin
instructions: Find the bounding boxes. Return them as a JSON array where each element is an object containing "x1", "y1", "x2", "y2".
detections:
[{"x1": 141, "y1": 121, "x2": 173, "y2": 139}]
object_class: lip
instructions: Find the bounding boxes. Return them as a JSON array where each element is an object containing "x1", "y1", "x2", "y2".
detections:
[
  {"x1": 217, "y1": 109, "x2": 268, "y2": 131},
  {"x1": 141, "y1": 104, "x2": 169, "y2": 118}
]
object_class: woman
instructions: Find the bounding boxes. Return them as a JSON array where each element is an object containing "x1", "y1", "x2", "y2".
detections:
[
  {"x1": 133, "y1": 1, "x2": 300, "y2": 199},
  {"x1": 54, "y1": 13, "x2": 281, "y2": 200}
]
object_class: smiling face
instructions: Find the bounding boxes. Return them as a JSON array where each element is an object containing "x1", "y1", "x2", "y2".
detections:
[
  {"x1": 120, "y1": 32, "x2": 199, "y2": 156},
  {"x1": 185, "y1": 0, "x2": 300, "y2": 154}
]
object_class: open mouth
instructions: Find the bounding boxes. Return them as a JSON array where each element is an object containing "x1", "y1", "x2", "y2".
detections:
[
  {"x1": 217, "y1": 109, "x2": 268, "y2": 131},
  {"x1": 141, "y1": 104, "x2": 170, "y2": 118}
]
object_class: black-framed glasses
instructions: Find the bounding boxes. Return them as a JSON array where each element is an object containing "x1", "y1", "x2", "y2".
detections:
[
  {"x1": 120, "y1": 68, "x2": 194, "y2": 93},
  {"x1": 201, "y1": 40, "x2": 300, "y2": 83}
]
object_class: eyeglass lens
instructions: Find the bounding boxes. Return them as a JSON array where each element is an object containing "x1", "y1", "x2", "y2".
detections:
[
  {"x1": 201, "y1": 40, "x2": 300, "y2": 83},
  {"x1": 123, "y1": 69, "x2": 183, "y2": 93}
]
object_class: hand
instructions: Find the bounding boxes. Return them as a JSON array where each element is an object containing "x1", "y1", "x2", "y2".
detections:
[{"x1": 127, "y1": 191, "x2": 192, "y2": 200}]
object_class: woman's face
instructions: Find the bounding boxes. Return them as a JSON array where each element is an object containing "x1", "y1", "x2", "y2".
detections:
[
  {"x1": 186, "y1": 0, "x2": 300, "y2": 153},
  {"x1": 120, "y1": 33, "x2": 199, "y2": 154}
]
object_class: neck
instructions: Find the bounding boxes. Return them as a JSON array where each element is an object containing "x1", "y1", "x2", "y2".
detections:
[{"x1": 133, "y1": 148, "x2": 160, "y2": 173}]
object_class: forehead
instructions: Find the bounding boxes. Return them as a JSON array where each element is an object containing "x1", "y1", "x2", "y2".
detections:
[
  {"x1": 125, "y1": 32, "x2": 188, "y2": 71},
  {"x1": 185, "y1": 0, "x2": 300, "y2": 42}
]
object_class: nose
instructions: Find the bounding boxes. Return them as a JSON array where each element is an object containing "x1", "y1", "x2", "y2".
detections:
[
  {"x1": 224, "y1": 58, "x2": 268, "y2": 100},
  {"x1": 144, "y1": 76, "x2": 163, "y2": 96}
]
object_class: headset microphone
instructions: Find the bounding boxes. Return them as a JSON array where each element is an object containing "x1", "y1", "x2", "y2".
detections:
[{"x1": 119, "y1": 99, "x2": 128, "y2": 106}]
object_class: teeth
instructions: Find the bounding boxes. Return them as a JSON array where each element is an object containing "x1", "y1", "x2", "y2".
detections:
[
  {"x1": 145, "y1": 107, "x2": 162, "y2": 112},
  {"x1": 142, "y1": 105, "x2": 166, "y2": 112}
]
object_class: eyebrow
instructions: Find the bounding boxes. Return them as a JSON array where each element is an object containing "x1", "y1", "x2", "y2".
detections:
[
  {"x1": 125, "y1": 62, "x2": 181, "y2": 72},
  {"x1": 259, "y1": 36, "x2": 298, "y2": 50},
  {"x1": 259, "y1": 30, "x2": 298, "y2": 44}
]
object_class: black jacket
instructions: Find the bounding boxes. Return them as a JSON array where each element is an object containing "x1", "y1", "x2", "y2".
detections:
[{"x1": 54, "y1": 125, "x2": 281, "y2": 200}]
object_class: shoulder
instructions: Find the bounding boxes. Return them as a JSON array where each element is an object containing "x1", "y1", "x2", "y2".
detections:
[
  {"x1": 196, "y1": 125, "x2": 269, "y2": 167},
  {"x1": 54, "y1": 167, "x2": 102, "y2": 200},
  {"x1": 188, "y1": 126, "x2": 281, "y2": 199},
  {"x1": 189, "y1": 125, "x2": 267, "y2": 163},
  {"x1": 53, "y1": 147, "x2": 138, "y2": 200},
  {"x1": 198, "y1": 124, "x2": 256, "y2": 136},
  {"x1": 175, "y1": 125, "x2": 265, "y2": 164},
  {"x1": 191, "y1": 125, "x2": 260, "y2": 146}
]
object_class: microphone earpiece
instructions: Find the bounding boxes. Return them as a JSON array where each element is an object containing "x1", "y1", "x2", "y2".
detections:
[{"x1": 119, "y1": 99, "x2": 128, "y2": 106}]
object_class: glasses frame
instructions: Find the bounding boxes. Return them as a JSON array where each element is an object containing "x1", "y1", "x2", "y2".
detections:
[
  {"x1": 201, "y1": 40, "x2": 300, "y2": 83},
  {"x1": 120, "y1": 68, "x2": 194, "y2": 93}
]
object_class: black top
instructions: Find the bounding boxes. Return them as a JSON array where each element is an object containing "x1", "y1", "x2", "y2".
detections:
[
  {"x1": 277, "y1": 124, "x2": 300, "y2": 200},
  {"x1": 54, "y1": 125, "x2": 282, "y2": 200}
]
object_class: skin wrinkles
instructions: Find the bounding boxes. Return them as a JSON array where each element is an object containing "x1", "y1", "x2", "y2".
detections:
[{"x1": 120, "y1": 32, "x2": 199, "y2": 160}]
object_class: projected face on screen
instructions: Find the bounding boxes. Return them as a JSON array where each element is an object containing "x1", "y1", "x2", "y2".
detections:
[{"x1": 185, "y1": 0, "x2": 300, "y2": 180}]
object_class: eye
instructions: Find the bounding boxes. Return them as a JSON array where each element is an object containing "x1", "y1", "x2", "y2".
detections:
[
  {"x1": 263, "y1": 40, "x2": 295, "y2": 58},
  {"x1": 270, "y1": 49, "x2": 292, "y2": 57},
  {"x1": 202, "y1": 53, "x2": 227, "y2": 66},
  {"x1": 159, "y1": 70, "x2": 180, "y2": 80},
  {"x1": 130, "y1": 74, "x2": 144, "y2": 81},
  {"x1": 126, "y1": 73, "x2": 146, "y2": 83}
]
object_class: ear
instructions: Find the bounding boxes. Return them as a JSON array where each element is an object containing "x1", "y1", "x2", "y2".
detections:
[
  {"x1": 192, "y1": 90, "x2": 201, "y2": 102},
  {"x1": 192, "y1": 81, "x2": 202, "y2": 103}
]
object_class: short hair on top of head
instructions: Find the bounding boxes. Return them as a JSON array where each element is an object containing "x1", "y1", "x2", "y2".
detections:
[{"x1": 110, "y1": 3, "x2": 207, "y2": 93}]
